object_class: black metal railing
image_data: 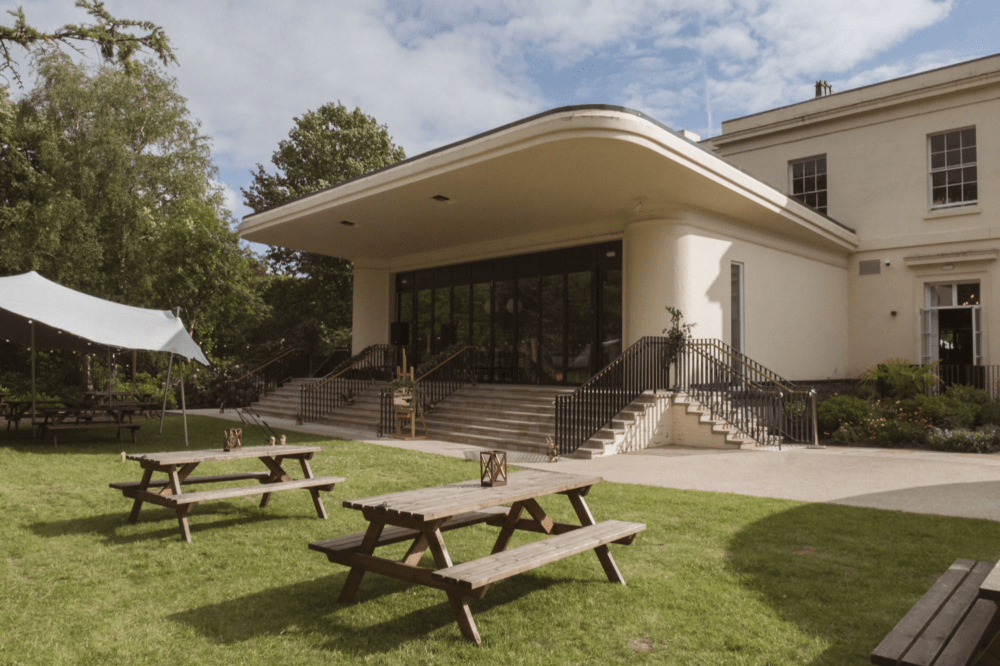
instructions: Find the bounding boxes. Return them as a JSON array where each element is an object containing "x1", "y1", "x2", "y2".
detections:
[
  {"x1": 222, "y1": 347, "x2": 309, "y2": 410},
  {"x1": 378, "y1": 345, "x2": 478, "y2": 437},
  {"x1": 934, "y1": 364, "x2": 1000, "y2": 399},
  {"x1": 300, "y1": 345, "x2": 393, "y2": 423},
  {"x1": 555, "y1": 336, "x2": 671, "y2": 455},
  {"x1": 676, "y1": 339, "x2": 816, "y2": 448}
]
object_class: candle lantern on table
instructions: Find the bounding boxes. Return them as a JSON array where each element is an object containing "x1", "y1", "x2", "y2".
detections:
[{"x1": 480, "y1": 450, "x2": 507, "y2": 487}]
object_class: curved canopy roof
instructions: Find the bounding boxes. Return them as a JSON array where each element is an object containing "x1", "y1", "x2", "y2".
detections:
[
  {"x1": 240, "y1": 105, "x2": 858, "y2": 272},
  {"x1": 0, "y1": 271, "x2": 209, "y2": 365}
]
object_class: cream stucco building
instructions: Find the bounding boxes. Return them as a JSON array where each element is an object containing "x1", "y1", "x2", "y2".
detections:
[{"x1": 240, "y1": 52, "x2": 1000, "y2": 387}]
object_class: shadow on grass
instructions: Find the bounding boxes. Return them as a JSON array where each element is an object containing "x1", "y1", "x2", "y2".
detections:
[
  {"x1": 169, "y1": 569, "x2": 563, "y2": 654},
  {"x1": 29, "y1": 504, "x2": 302, "y2": 545},
  {"x1": 725, "y1": 498, "x2": 1000, "y2": 665}
]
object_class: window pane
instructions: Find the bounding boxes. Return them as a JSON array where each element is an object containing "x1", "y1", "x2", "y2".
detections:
[
  {"x1": 816, "y1": 158, "x2": 826, "y2": 174},
  {"x1": 933, "y1": 285, "x2": 953, "y2": 307},
  {"x1": 792, "y1": 179, "x2": 804, "y2": 195},
  {"x1": 946, "y1": 131, "x2": 960, "y2": 150},
  {"x1": 947, "y1": 184, "x2": 962, "y2": 203},
  {"x1": 805, "y1": 192, "x2": 817, "y2": 207},
  {"x1": 817, "y1": 191, "x2": 827, "y2": 210},
  {"x1": 566, "y1": 271, "x2": 593, "y2": 383},
  {"x1": 946, "y1": 149, "x2": 961, "y2": 167},
  {"x1": 804, "y1": 175, "x2": 815, "y2": 191},
  {"x1": 947, "y1": 168, "x2": 961, "y2": 185},
  {"x1": 493, "y1": 280, "x2": 516, "y2": 382},
  {"x1": 964, "y1": 182, "x2": 977, "y2": 202},
  {"x1": 931, "y1": 134, "x2": 945, "y2": 152},
  {"x1": 803, "y1": 160, "x2": 816, "y2": 177},
  {"x1": 932, "y1": 172, "x2": 946, "y2": 188},
  {"x1": 931, "y1": 153, "x2": 945, "y2": 170},
  {"x1": 816, "y1": 173, "x2": 827, "y2": 190},
  {"x1": 540, "y1": 274, "x2": 565, "y2": 383},
  {"x1": 964, "y1": 166, "x2": 977, "y2": 183},
  {"x1": 601, "y1": 269, "x2": 622, "y2": 367},
  {"x1": 517, "y1": 276, "x2": 540, "y2": 382},
  {"x1": 792, "y1": 162, "x2": 804, "y2": 177},
  {"x1": 958, "y1": 283, "x2": 980, "y2": 306},
  {"x1": 961, "y1": 128, "x2": 976, "y2": 147},
  {"x1": 932, "y1": 187, "x2": 947, "y2": 205},
  {"x1": 963, "y1": 146, "x2": 976, "y2": 164}
]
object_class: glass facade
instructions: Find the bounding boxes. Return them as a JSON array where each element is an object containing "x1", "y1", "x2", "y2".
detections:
[{"x1": 395, "y1": 241, "x2": 622, "y2": 384}]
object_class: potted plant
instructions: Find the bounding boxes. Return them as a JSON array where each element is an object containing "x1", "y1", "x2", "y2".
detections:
[{"x1": 662, "y1": 306, "x2": 694, "y2": 388}]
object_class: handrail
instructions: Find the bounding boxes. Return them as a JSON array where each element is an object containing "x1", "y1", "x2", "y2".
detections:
[
  {"x1": 307, "y1": 345, "x2": 391, "y2": 390},
  {"x1": 555, "y1": 336, "x2": 669, "y2": 455},
  {"x1": 679, "y1": 339, "x2": 816, "y2": 447},
  {"x1": 554, "y1": 336, "x2": 817, "y2": 456},
  {"x1": 221, "y1": 347, "x2": 309, "y2": 411},
  {"x1": 228, "y1": 347, "x2": 302, "y2": 384},
  {"x1": 300, "y1": 345, "x2": 392, "y2": 423},
  {"x1": 378, "y1": 345, "x2": 478, "y2": 437}
]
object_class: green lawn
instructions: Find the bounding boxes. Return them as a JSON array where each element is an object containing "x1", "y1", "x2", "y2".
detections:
[{"x1": 2, "y1": 415, "x2": 999, "y2": 665}]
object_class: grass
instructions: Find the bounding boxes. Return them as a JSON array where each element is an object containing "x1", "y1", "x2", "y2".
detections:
[{"x1": 2, "y1": 415, "x2": 1000, "y2": 665}]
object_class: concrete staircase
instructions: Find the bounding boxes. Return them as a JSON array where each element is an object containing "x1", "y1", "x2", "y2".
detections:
[{"x1": 246, "y1": 380, "x2": 779, "y2": 457}]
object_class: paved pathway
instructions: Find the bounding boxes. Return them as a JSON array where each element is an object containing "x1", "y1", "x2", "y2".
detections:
[{"x1": 186, "y1": 409, "x2": 1000, "y2": 522}]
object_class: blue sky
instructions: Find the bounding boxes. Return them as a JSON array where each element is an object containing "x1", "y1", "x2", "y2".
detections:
[{"x1": 4, "y1": 0, "x2": 999, "y2": 228}]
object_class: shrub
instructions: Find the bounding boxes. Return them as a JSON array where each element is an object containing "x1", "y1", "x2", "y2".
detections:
[
  {"x1": 926, "y1": 426, "x2": 1000, "y2": 454},
  {"x1": 944, "y1": 383, "x2": 990, "y2": 406},
  {"x1": 817, "y1": 395, "x2": 871, "y2": 435},
  {"x1": 832, "y1": 423, "x2": 859, "y2": 445},
  {"x1": 860, "y1": 416, "x2": 928, "y2": 448},
  {"x1": 896, "y1": 395, "x2": 977, "y2": 431},
  {"x1": 860, "y1": 358, "x2": 940, "y2": 399},
  {"x1": 981, "y1": 401, "x2": 1000, "y2": 426}
]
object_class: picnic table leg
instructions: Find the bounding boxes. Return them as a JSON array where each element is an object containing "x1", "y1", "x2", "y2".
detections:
[
  {"x1": 423, "y1": 523, "x2": 482, "y2": 646},
  {"x1": 295, "y1": 456, "x2": 329, "y2": 519},
  {"x1": 128, "y1": 468, "x2": 154, "y2": 523},
  {"x1": 567, "y1": 489, "x2": 626, "y2": 585},
  {"x1": 490, "y1": 502, "x2": 526, "y2": 554},
  {"x1": 338, "y1": 520, "x2": 386, "y2": 604},
  {"x1": 175, "y1": 504, "x2": 195, "y2": 543},
  {"x1": 259, "y1": 455, "x2": 292, "y2": 508}
]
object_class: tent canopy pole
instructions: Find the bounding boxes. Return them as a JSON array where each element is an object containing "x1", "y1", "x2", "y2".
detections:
[{"x1": 159, "y1": 353, "x2": 174, "y2": 434}]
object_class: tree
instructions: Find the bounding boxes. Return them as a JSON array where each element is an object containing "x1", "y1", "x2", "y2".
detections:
[
  {"x1": 242, "y1": 102, "x2": 405, "y2": 353},
  {"x1": 1, "y1": 0, "x2": 175, "y2": 86},
  {"x1": 0, "y1": 51, "x2": 264, "y2": 356}
]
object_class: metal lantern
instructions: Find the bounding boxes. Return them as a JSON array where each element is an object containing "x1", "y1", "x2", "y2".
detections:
[{"x1": 480, "y1": 450, "x2": 507, "y2": 487}]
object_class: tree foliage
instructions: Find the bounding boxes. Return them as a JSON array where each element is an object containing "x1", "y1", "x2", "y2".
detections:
[
  {"x1": 242, "y1": 102, "x2": 405, "y2": 352},
  {"x1": 1, "y1": 0, "x2": 175, "y2": 86},
  {"x1": 0, "y1": 51, "x2": 263, "y2": 356}
]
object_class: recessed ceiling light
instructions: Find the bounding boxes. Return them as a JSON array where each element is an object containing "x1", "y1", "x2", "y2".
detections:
[
  {"x1": 431, "y1": 195, "x2": 450, "y2": 202},
  {"x1": 340, "y1": 220, "x2": 355, "y2": 226}
]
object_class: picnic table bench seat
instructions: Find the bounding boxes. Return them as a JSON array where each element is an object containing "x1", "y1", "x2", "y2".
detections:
[
  {"x1": 122, "y1": 475, "x2": 344, "y2": 507},
  {"x1": 431, "y1": 519, "x2": 646, "y2": 592},
  {"x1": 109, "y1": 471, "x2": 273, "y2": 490},
  {"x1": 872, "y1": 558, "x2": 1000, "y2": 666},
  {"x1": 310, "y1": 506, "x2": 511, "y2": 556}
]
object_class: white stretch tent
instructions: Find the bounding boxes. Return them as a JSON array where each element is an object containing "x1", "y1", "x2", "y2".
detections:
[{"x1": 0, "y1": 271, "x2": 210, "y2": 445}]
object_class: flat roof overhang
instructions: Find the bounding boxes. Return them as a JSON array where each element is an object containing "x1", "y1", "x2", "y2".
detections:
[{"x1": 239, "y1": 105, "x2": 858, "y2": 270}]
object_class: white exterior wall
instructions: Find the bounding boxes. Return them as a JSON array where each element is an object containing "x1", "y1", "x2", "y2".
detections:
[
  {"x1": 713, "y1": 69, "x2": 1000, "y2": 375},
  {"x1": 624, "y1": 214, "x2": 849, "y2": 380},
  {"x1": 350, "y1": 267, "x2": 393, "y2": 354}
]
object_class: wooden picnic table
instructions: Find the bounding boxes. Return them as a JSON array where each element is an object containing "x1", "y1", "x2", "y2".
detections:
[
  {"x1": 110, "y1": 445, "x2": 344, "y2": 542},
  {"x1": 40, "y1": 400, "x2": 148, "y2": 445},
  {"x1": 310, "y1": 469, "x2": 645, "y2": 646}
]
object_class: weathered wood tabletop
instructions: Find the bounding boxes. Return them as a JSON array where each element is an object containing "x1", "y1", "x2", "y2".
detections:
[
  {"x1": 112, "y1": 445, "x2": 343, "y2": 542},
  {"x1": 313, "y1": 469, "x2": 644, "y2": 646}
]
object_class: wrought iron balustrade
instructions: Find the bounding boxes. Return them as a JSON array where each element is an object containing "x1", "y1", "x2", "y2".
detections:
[
  {"x1": 554, "y1": 336, "x2": 670, "y2": 455},
  {"x1": 222, "y1": 347, "x2": 309, "y2": 410},
  {"x1": 378, "y1": 345, "x2": 478, "y2": 437},
  {"x1": 677, "y1": 339, "x2": 816, "y2": 448},
  {"x1": 300, "y1": 345, "x2": 392, "y2": 423}
]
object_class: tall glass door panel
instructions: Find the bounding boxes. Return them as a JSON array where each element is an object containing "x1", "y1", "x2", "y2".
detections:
[
  {"x1": 567, "y1": 271, "x2": 594, "y2": 383},
  {"x1": 517, "y1": 276, "x2": 540, "y2": 383},
  {"x1": 540, "y1": 274, "x2": 566, "y2": 383}
]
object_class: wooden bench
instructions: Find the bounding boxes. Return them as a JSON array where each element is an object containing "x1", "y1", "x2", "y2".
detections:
[
  {"x1": 431, "y1": 519, "x2": 646, "y2": 594},
  {"x1": 872, "y1": 559, "x2": 1000, "y2": 666},
  {"x1": 154, "y1": 475, "x2": 344, "y2": 508},
  {"x1": 310, "y1": 506, "x2": 510, "y2": 556},
  {"x1": 48, "y1": 422, "x2": 140, "y2": 445},
  {"x1": 109, "y1": 471, "x2": 273, "y2": 491}
]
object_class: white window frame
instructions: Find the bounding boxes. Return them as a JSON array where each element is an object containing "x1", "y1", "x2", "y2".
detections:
[
  {"x1": 789, "y1": 155, "x2": 827, "y2": 215},
  {"x1": 928, "y1": 127, "x2": 977, "y2": 209},
  {"x1": 919, "y1": 281, "x2": 981, "y2": 366}
]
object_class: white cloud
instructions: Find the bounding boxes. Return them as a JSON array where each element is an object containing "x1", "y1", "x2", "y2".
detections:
[{"x1": 1, "y1": 0, "x2": 972, "y2": 213}]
